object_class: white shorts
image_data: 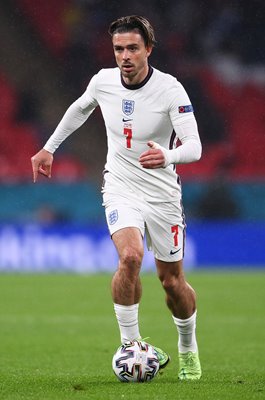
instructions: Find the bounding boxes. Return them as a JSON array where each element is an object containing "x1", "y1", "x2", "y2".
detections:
[{"x1": 102, "y1": 190, "x2": 186, "y2": 262}]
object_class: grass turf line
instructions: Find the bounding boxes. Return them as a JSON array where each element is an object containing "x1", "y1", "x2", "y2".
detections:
[{"x1": 0, "y1": 271, "x2": 264, "y2": 399}]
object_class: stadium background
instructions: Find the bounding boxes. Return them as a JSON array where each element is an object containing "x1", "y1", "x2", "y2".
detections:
[{"x1": 0, "y1": 0, "x2": 264, "y2": 271}]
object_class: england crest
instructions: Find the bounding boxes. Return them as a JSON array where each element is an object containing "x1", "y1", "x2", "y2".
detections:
[
  {"x1": 108, "y1": 209, "x2": 119, "y2": 225},
  {"x1": 122, "y1": 99, "x2": 135, "y2": 115}
]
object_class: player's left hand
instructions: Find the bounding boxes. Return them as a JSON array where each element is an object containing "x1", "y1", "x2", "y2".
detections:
[{"x1": 139, "y1": 141, "x2": 169, "y2": 169}]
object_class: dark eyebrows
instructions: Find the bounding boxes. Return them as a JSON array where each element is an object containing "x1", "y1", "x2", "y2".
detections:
[
  {"x1": 127, "y1": 44, "x2": 139, "y2": 49},
  {"x1": 113, "y1": 44, "x2": 139, "y2": 50},
  {"x1": 113, "y1": 45, "x2": 124, "y2": 50}
]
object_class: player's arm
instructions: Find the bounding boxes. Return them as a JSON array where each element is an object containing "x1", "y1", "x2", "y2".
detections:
[
  {"x1": 31, "y1": 99, "x2": 92, "y2": 182},
  {"x1": 139, "y1": 117, "x2": 202, "y2": 169},
  {"x1": 139, "y1": 81, "x2": 202, "y2": 169},
  {"x1": 31, "y1": 75, "x2": 98, "y2": 182}
]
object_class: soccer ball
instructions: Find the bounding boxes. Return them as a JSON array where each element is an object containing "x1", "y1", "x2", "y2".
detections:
[{"x1": 112, "y1": 340, "x2": 160, "y2": 383}]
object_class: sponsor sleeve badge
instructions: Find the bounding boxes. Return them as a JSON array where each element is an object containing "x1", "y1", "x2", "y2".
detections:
[{"x1": 178, "y1": 105, "x2": 194, "y2": 113}]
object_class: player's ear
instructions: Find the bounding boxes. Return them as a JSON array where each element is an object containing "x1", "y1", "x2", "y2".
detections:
[{"x1": 146, "y1": 46, "x2": 153, "y2": 57}]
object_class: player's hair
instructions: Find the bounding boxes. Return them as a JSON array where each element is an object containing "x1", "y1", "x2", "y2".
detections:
[{"x1": 108, "y1": 15, "x2": 156, "y2": 48}]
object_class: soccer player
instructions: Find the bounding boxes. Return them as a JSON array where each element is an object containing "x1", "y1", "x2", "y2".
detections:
[{"x1": 31, "y1": 15, "x2": 202, "y2": 380}]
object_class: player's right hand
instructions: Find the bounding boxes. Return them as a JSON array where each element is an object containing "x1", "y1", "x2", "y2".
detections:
[{"x1": 31, "y1": 149, "x2": 53, "y2": 183}]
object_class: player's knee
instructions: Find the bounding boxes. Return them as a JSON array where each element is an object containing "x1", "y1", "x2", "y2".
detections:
[
  {"x1": 160, "y1": 274, "x2": 179, "y2": 294},
  {"x1": 119, "y1": 246, "x2": 143, "y2": 269},
  {"x1": 158, "y1": 269, "x2": 185, "y2": 295}
]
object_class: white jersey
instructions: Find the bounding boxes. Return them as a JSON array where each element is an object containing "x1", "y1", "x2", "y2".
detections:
[{"x1": 44, "y1": 66, "x2": 201, "y2": 202}]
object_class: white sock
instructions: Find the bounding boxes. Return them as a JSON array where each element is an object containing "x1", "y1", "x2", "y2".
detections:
[
  {"x1": 114, "y1": 303, "x2": 141, "y2": 344},
  {"x1": 172, "y1": 310, "x2": 198, "y2": 353}
]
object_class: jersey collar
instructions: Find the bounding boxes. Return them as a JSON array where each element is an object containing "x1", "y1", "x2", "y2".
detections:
[{"x1": 120, "y1": 65, "x2": 154, "y2": 90}]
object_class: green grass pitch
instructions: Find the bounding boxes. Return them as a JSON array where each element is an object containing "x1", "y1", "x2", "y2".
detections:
[{"x1": 0, "y1": 271, "x2": 264, "y2": 400}]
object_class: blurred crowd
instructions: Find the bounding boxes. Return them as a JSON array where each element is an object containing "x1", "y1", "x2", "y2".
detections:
[
  {"x1": 0, "y1": 0, "x2": 265, "y2": 186},
  {"x1": 62, "y1": 0, "x2": 265, "y2": 89}
]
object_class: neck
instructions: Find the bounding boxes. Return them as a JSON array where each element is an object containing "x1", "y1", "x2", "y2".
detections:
[
  {"x1": 122, "y1": 64, "x2": 149, "y2": 86},
  {"x1": 121, "y1": 65, "x2": 153, "y2": 90}
]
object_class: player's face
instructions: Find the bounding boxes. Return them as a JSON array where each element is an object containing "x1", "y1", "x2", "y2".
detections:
[{"x1": 112, "y1": 31, "x2": 152, "y2": 85}]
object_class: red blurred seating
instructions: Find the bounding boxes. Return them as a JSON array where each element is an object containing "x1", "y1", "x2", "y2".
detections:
[
  {"x1": 0, "y1": 72, "x2": 87, "y2": 182},
  {"x1": 0, "y1": 75, "x2": 18, "y2": 123},
  {"x1": 16, "y1": 0, "x2": 71, "y2": 56},
  {"x1": 192, "y1": 69, "x2": 265, "y2": 180},
  {"x1": 229, "y1": 84, "x2": 265, "y2": 178}
]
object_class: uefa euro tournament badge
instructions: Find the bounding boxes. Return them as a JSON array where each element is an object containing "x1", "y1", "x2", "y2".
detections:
[
  {"x1": 122, "y1": 99, "x2": 135, "y2": 115},
  {"x1": 108, "y1": 209, "x2": 119, "y2": 225}
]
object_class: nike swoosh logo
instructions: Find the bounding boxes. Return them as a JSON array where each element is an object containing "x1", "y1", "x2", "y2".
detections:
[
  {"x1": 170, "y1": 249, "x2": 181, "y2": 255},
  {"x1": 122, "y1": 118, "x2": 133, "y2": 122}
]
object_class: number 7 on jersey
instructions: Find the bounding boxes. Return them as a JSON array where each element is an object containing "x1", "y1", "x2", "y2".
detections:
[{"x1": 124, "y1": 127, "x2": 132, "y2": 149}]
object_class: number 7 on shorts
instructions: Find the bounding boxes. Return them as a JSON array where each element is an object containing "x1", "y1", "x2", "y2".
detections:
[{"x1": 171, "y1": 225, "x2": 178, "y2": 247}]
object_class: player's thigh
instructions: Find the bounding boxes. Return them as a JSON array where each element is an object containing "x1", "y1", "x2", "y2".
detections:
[
  {"x1": 145, "y1": 201, "x2": 185, "y2": 262},
  {"x1": 112, "y1": 227, "x2": 144, "y2": 263}
]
